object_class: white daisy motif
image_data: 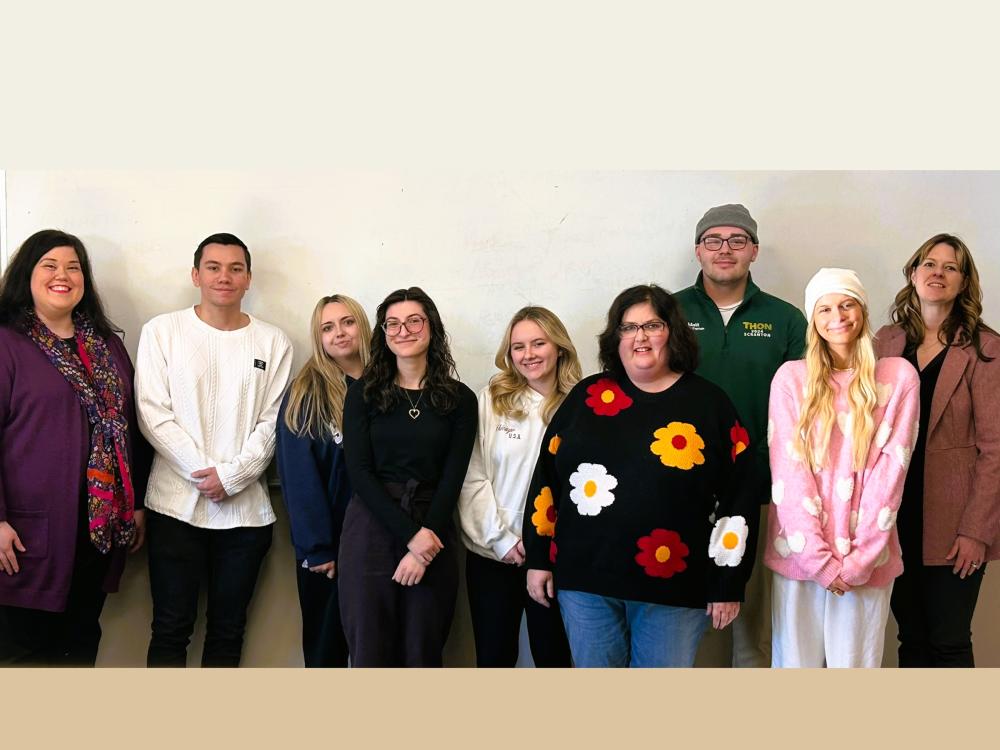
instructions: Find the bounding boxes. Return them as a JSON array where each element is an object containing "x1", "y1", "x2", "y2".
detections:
[
  {"x1": 874, "y1": 545, "x2": 891, "y2": 567},
  {"x1": 802, "y1": 496, "x2": 822, "y2": 517},
  {"x1": 771, "y1": 480, "x2": 784, "y2": 505},
  {"x1": 876, "y1": 382, "x2": 893, "y2": 407},
  {"x1": 896, "y1": 444, "x2": 911, "y2": 469},
  {"x1": 787, "y1": 531, "x2": 807, "y2": 554},
  {"x1": 875, "y1": 422, "x2": 892, "y2": 449},
  {"x1": 774, "y1": 535, "x2": 791, "y2": 558},
  {"x1": 709, "y1": 516, "x2": 749, "y2": 567},
  {"x1": 767, "y1": 419, "x2": 775, "y2": 447},
  {"x1": 877, "y1": 506, "x2": 897, "y2": 531},
  {"x1": 836, "y1": 411, "x2": 853, "y2": 436},
  {"x1": 835, "y1": 537, "x2": 852, "y2": 556},
  {"x1": 568, "y1": 463, "x2": 618, "y2": 516},
  {"x1": 836, "y1": 476, "x2": 854, "y2": 502}
]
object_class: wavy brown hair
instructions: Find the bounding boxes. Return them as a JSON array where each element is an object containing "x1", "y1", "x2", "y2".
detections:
[
  {"x1": 363, "y1": 287, "x2": 462, "y2": 414},
  {"x1": 489, "y1": 306, "x2": 582, "y2": 424},
  {"x1": 597, "y1": 284, "x2": 699, "y2": 378},
  {"x1": 283, "y1": 295, "x2": 372, "y2": 438},
  {"x1": 890, "y1": 233, "x2": 995, "y2": 362}
]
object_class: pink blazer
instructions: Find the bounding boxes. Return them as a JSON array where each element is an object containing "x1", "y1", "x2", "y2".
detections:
[{"x1": 875, "y1": 325, "x2": 1000, "y2": 564}]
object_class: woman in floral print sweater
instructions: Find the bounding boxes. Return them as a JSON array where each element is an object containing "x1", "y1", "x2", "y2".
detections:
[
  {"x1": 522, "y1": 284, "x2": 759, "y2": 667},
  {"x1": 765, "y1": 268, "x2": 919, "y2": 668}
]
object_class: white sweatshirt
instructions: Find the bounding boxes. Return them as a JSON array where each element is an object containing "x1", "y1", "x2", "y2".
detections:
[
  {"x1": 458, "y1": 385, "x2": 548, "y2": 561},
  {"x1": 135, "y1": 307, "x2": 293, "y2": 529}
]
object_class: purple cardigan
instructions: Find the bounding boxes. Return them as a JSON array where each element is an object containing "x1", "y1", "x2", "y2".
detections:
[{"x1": 0, "y1": 324, "x2": 151, "y2": 612}]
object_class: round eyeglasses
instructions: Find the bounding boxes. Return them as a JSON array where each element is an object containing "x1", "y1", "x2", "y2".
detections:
[{"x1": 382, "y1": 315, "x2": 427, "y2": 336}]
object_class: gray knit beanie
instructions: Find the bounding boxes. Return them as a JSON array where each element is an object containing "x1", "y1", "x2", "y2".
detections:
[{"x1": 695, "y1": 204, "x2": 759, "y2": 244}]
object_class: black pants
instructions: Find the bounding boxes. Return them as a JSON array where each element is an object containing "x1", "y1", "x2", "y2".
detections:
[
  {"x1": 891, "y1": 562, "x2": 985, "y2": 667},
  {"x1": 465, "y1": 551, "x2": 571, "y2": 667},
  {"x1": 0, "y1": 537, "x2": 110, "y2": 667},
  {"x1": 146, "y1": 510, "x2": 273, "y2": 668},
  {"x1": 338, "y1": 496, "x2": 458, "y2": 667},
  {"x1": 296, "y1": 562, "x2": 348, "y2": 667}
]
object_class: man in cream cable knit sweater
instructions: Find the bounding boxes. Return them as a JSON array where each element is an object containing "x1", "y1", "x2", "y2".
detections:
[{"x1": 135, "y1": 233, "x2": 292, "y2": 667}]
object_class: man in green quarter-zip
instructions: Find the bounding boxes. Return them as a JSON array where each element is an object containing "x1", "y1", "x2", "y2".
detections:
[{"x1": 675, "y1": 204, "x2": 807, "y2": 668}]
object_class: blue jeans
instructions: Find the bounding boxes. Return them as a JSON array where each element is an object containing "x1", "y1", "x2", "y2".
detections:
[{"x1": 558, "y1": 589, "x2": 708, "y2": 667}]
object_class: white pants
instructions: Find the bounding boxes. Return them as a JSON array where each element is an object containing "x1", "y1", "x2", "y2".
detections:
[{"x1": 771, "y1": 573, "x2": 892, "y2": 668}]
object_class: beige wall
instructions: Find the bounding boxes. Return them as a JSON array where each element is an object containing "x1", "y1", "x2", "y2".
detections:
[{"x1": 4, "y1": 170, "x2": 999, "y2": 666}]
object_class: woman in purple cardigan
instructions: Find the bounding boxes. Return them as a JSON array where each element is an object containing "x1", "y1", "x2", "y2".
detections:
[
  {"x1": 875, "y1": 233, "x2": 1000, "y2": 667},
  {"x1": 0, "y1": 229, "x2": 151, "y2": 666}
]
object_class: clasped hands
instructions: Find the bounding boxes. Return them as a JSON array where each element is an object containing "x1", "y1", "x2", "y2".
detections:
[{"x1": 393, "y1": 527, "x2": 444, "y2": 586}]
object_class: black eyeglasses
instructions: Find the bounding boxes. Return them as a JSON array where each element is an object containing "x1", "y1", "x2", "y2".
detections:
[
  {"x1": 617, "y1": 320, "x2": 667, "y2": 337},
  {"x1": 701, "y1": 235, "x2": 751, "y2": 251},
  {"x1": 382, "y1": 315, "x2": 426, "y2": 336}
]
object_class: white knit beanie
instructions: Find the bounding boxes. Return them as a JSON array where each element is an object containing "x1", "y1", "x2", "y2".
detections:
[{"x1": 804, "y1": 267, "x2": 868, "y2": 322}]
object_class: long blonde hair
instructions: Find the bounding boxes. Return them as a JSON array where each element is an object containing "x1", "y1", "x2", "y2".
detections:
[
  {"x1": 284, "y1": 294, "x2": 372, "y2": 438},
  {"x1": 489, "y1": 306, "x2": 582, "y2": 424},
  {"x1": 794, "y1": 305, "x2": 878, "y2": 472}
]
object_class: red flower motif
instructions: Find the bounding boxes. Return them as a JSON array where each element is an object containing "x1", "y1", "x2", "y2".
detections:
[
  {"x1": 549, "y1": 540, "x2": 558, "y2": 564},
  {"x1": 634, "y1": 528, "x2": 689, "y2": 579},
  {"x1": 584, "y1": 378, "x2": 634, "y2": 416},
  {"x1": 730, "y1": 422, "x2": 750, "y2": 462}
]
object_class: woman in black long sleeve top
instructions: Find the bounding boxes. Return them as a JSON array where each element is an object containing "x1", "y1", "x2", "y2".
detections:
[{"x1": 340, "y1": 287, "x2": 477, "y2": 667}]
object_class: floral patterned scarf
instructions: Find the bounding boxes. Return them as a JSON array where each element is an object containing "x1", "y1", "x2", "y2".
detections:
[{"x1": 24, "y1": 310, "x2": 137, "y2": 553}]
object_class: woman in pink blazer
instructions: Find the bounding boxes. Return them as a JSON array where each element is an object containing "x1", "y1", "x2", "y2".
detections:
[{"x1": 875, "y1": 233, "x2": 1000, "y2": 667}]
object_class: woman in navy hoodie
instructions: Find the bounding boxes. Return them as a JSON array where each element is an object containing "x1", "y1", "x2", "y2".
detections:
[{"x1": 276, "y1": 294, "x2": 372, "y2": 667}]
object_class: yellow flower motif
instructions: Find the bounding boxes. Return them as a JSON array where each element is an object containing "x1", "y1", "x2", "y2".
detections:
[
  {"x1": 650, "y1": 422, "x2": 705, "y2": 470},
  {"x1": 548, "y1": 435, "x2": 562, "y2": 455},
  {"x1": 531, "y1": 487, "x2": 557, "y2": 537}
]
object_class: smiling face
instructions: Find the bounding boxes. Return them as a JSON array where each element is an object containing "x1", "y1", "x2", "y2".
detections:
[
  {"x1": 510, "y1": 319, "x2": 559, "y2": 393},
  {"x1": 910, "y1": 242, "x2": 966, "y2": 308},
  {"x1": 812, "y1": 293, "x2": 864, "y2": 355},
  {"x1": 320, "y1": 300, "x2": 361, "y2": 364},
  {"x1": 30, "y1": 245, "x2": 85, "y2": 324},
  {"x1": 695, "y1": 225, "x2": 759, "y2": 286},
  {"x1": 384, "y1": 299, "x2": 430, "y2": 361},
  {"x1": 617, "y1": 301, "x2": 671, "y2": 383},
  {"x1": 191, "y1": 243, "x2": 251, "y2": 309}
]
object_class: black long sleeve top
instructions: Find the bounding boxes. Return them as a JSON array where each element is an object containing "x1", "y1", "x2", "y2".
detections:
[{"x1": 343, "y1": 379, "x2": 478, "y2": 543}]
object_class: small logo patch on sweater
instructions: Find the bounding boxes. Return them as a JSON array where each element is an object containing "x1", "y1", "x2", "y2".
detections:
[
  {"x1": 742, "y1": 321, "x2": 772, "y2": 338},
  {"x1": 254, "y1": 359, "x2": 266, "y2": 370}
]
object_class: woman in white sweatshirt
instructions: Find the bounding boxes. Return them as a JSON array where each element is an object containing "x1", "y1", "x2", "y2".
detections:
[{"x1": 458, "y1": 306, "x2": 582, "y2": 667}]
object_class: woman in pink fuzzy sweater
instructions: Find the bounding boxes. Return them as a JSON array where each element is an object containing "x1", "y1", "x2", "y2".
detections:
[{"x1": 764, "y1": 268, "x2": 919, "y2": 668}]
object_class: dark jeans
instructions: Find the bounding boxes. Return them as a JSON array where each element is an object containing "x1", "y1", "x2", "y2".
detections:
[
  {"x1": 465, "y1": 550, "x2": 571, "y2": 667},
  {"x1": 0, "y1": 536, "x2": 110, "y2": 666},
  {"x1": 338, "y1": 496, "x2": 458, "y2": 667},
  {"x1": 891, "y1": 562, "x2": 985, "y2": 667},
  {"x1": 296, "y1": 562, "x2": 348, "y2": 667},
  {"x1": 146, "y1": 510, "x2": 273, "y2": 668}
]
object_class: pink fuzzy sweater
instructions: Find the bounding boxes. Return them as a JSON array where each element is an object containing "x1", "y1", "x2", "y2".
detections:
[{"x1": 764, "y1": 358, "x2": 920, "y2": 589}]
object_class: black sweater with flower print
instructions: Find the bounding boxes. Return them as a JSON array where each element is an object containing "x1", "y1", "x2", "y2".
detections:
[{"x1": 522, "y1": 372, "x2": 759, "y2": 608}]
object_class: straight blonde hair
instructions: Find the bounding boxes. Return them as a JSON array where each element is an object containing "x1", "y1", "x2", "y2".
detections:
[
  {"x1": 794, "y1": 306, "x2": 878, "y2": 472},
  {"x1": 489, "y1": 306, "x2": 582, "y2": 424},
  {"x1": 284, "y1": 294, "x2": 372, "y2": 438}
]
